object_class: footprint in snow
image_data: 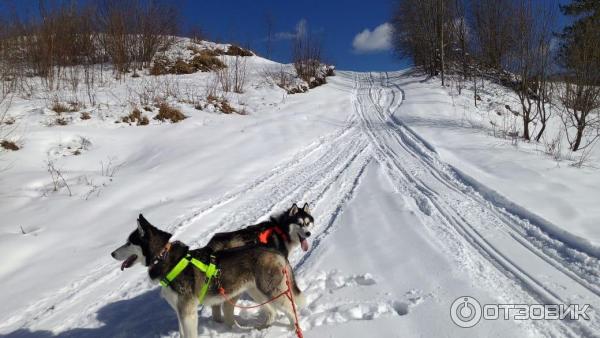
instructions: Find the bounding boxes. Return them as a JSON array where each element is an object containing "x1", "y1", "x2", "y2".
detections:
[{"x1": 299, "y1": 270, "x2": 429, "y2": 330}]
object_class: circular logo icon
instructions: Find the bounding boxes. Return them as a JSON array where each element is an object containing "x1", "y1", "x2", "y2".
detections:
[{"x1": 450, "y1": 296, "x2": 482, "y2": 328}]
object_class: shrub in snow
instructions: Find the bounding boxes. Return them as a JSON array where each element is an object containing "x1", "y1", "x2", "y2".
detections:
[
  {"x1": 1, "y1": 140, "x2": 19, "y2": 151},
  {"x1": 150, "y1": 52, "x2": 226, "y2": 75},
  {"x1": 189, "y1": 53, "x2": 226, "y2": 72},
  {"x1": 206, "y1": 95, "x2": 237, "y2": 114},
  {"x1": 154, "y1": 103, "x2": 186, "y2": 123},
  {"x1": 51, "y1": 102, "x2": 79, "y2": 113},
  {"x1": 171, "y1": 59, "x2": 196, "y2": 74},
  {"x1": 122, "y1": 108, "x2": 150, "y2": 126},
  {"x1": 55, "y1": 117, "x2": 70, "y2": 126},
  {"x1": 225, "y1": 45, "x2": 253, "y2": 57},
  {"x1": 150, "y1": 57, "x2": 171, "y2": 75}
]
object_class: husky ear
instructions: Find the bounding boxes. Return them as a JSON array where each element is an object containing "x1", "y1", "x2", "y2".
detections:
[
  {"x1": 137, "y1": 219, "x2": 145, "y2": 237},
  {"x1": 289, "y1": 203, "x2": 299, "y2": 216},
  {"x1": 302, "y1": 203, "x2": 310, "y2": 214},
  {"x1": 137, "y1": 214, "x2": 150, "y2": 237}
]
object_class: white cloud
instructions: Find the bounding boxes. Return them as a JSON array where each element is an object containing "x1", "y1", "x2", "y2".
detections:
[{"x1": 352, "y1": 23, "x2": 393, "y2": 53}]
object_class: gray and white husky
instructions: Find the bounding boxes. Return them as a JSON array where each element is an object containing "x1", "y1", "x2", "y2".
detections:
[{"x1": 111, "y1": 214, "x2": 305, "y2": 338}]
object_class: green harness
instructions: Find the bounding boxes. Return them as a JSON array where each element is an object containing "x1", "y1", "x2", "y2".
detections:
[{"x1": 159, "y1": 254, "x2": 219, "y2": 304}]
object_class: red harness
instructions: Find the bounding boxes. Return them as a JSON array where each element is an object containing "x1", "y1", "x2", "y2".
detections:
[{"x1": 258, "y1": 226, "x2": 289, "y2": 244}]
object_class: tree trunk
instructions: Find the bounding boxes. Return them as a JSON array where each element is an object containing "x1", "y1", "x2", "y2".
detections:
[
  {"x1": 572, "y1": 121, "x2": 585, "y2": 151},
  {"x1": 522, "y1": 115, "x2": 530, "y2": 140},
  {"x1": 439, "y1": 1, "x2": 445, "y2": 87},
  {"x1": 473, "y1": 75, "x2": 477, "y2": 107},
  {"x1": 535, "y1": 123, "x2": 546, "y2": 142}
]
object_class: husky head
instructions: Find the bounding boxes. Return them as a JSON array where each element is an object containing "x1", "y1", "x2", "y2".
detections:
[
  {"x1": 284, "y1": 203, "x2": 314, "y2": 252},
  {"x1": 111, "y1": 214, "x2": 172, "y2": 271}
]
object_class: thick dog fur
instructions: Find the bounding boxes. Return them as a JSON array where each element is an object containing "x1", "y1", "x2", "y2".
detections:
[
  {"x1": 111, "y1": 215, "x2": 305, "y2": 338},
  {"x1": 207, "y1": 203, "x2": 313, "y2": 259},
  {"x1": 205, "y1": 203, "x2": 313, "y2": 323}
]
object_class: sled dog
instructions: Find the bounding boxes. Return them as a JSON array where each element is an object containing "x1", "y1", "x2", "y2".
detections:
[
  {"x1": 111, "y1": 214, "x2": 305, "y2": 338},
  {"x1": 205, "y1": 203, "x2": 313, "y2": 323}
]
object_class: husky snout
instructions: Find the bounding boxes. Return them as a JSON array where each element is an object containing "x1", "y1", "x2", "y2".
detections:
[{"x1": 111, "y1": 242, "x2": 144, "y2": 270}]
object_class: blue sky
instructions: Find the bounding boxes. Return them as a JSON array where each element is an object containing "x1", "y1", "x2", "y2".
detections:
[
  {"x1": 179, "y1": 0, "x2": 408, "y2": 71},
  {"x1": 2, "y1": 0, "x2": 571, "y2": 72},
  {"x1": 175, "y1": 0, "x2": 570, "y2": 71}
]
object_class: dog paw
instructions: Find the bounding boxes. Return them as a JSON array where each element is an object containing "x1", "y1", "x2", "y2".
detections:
[
  {"x1": 253, "y1": 322, "x2": 272, "y2": 330},
  {"x1": 223, "y1": 318, "x2": 236, "y2": 328}
]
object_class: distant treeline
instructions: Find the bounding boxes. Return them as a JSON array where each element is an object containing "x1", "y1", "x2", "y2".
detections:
[
  {"x1": 391, "y1": 0, "x2": 600, "y2": 151},
  {"x1": 0, "y1": 0, "x2": 179, "y2": 89}
]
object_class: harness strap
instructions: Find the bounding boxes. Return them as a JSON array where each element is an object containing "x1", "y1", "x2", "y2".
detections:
[
  {"x1": 258, "y1": 226, "x2": 289, "y2": 244},
  {"x1": 160, "y1": 254, "x2": 218, "y2": 304}
]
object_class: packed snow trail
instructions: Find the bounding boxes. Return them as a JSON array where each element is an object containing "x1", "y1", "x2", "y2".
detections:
[
  {"x1": 1, "y1": 71, "x2": 598, "y2": 337},
  {"x1": 349, "y1": 71, "x2": 600, "y2": 337}
]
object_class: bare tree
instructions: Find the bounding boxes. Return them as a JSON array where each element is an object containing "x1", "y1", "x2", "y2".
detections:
[
  {"x1": 558, "y1": 19, "x2": 600, "y2": 151},
  {"x1": 392, "y1": 0, "x2": 438, "y2": 76},
  {"x1": 292, "y1": 23, "x2": 326, "y2": 86},
  {"x1": 264, "y1": 12, "x2": 275, "y2": 59},
  {"x1": 217, "y1": 55, "x2": 247, "y2": 94},
  {"x1": 503, "y1": 0, "x2": 555, "y2": 141},
  {"x1": 97, "y1": 0, "x2": 177, "y2": 76},
  {"x1": 532, "y1": 7, "x2": 556, "y2": 142},
  {"x1": 187, "y1": 25, "x2": 205, "y2": 44},
  {"x1": 470, "y1": 0, "x2": 514, "y2": 70},
  {"x1": 391, "y1": 0, "x2": 458, "y2": 82},
  {"x1": 452, "y1": 0, "x2": 470, "y2": 84},
  {"x1": 557, "y1": 0, "x2": 600, "y2": 151}
]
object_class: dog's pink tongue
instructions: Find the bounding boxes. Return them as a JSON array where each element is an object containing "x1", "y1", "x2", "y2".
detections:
[
  {"x1": 301, "y1": 238, "x2": 309, "y2": 252},
  {"x1": 121, "y1": 255, "x2": 137, "y2": 271}
]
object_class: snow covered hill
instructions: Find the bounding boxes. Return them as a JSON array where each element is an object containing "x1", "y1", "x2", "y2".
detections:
[{"x1": 1, "y1": 48, "x2": 599, "y2": 337}]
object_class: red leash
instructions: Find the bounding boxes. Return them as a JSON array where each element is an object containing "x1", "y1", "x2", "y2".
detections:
[
  {"x1": 283, "y1": 267, "x2": 304, "y2": 338},
  {"x1": 218, "y1": 288, "x2": 288, "y2": 309},
  {"x1": 218, "y1": 267, "x2": 304, "y2": 338}
]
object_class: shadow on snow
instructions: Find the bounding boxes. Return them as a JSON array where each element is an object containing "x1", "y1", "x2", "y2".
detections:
[{"x1": 0, "y1": 289, "x2": 178, "y2": 338}]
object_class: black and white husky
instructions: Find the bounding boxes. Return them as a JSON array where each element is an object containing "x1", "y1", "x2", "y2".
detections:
[
  {"x1": 207, "y1": 203, "x2": 314, "y2": 257},
  {"x1": 205, "y1": 203, "x2": 313, "y2": 323},
  {"x1": 111, "y1": 214, "x2": 305, "y2": 338}
]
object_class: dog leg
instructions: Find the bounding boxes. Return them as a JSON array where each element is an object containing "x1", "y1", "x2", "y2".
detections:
[
  {"x1": 223, "y1": 295, "x2": 239, "y2": 328},
  {"x1": 211, "y1": 305, "x2": 223, "y2": 323},
  {"x1": 265, "y1": 295, "x2": 297, "y2": 330},
  {"x1": 161, "y1": 288, "x2": 185, "y2": 335},
  {"x1": 256, "y1": 272, "x2": 301, "y2": 331},
  {"x1": 246, "y1": 287, "x2": 276, "y2": 329},
  {"x1": 177, "y1": 297, "x2": 199, "y2": 338}
]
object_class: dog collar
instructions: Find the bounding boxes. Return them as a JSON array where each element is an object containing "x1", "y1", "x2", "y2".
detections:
[
  {"x1": 152, "y1": 242, "x2": 172, "y2": 265},
  {"x1": 258, "y1": 226, "x2": 289, "y2": 244}
]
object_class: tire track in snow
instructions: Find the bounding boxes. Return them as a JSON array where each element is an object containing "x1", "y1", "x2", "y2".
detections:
[
  {"x1": 0, "y1": 75, "x2": 377, "y2": 335},
  {"x1": 353, "y1": 71, "x2": 600, "y2": 337},
  {"x1": 0, "y1": 120, "x2": 362, "y2": 332},
  {"x1": 370, "y1": 73, "x2": 600, "y2": 298},
  {"x1": 377, "y1": 72, "x2": 600, "y2": 297}
]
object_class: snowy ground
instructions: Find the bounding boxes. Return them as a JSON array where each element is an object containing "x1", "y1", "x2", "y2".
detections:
[{"x1": 1, "y1": 61, "x2": 599, "y2": 337}]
